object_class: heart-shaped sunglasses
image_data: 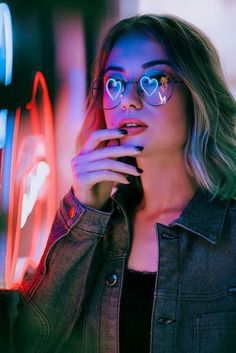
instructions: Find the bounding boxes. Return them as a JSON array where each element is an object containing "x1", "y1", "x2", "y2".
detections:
[{"x1": 92, "y1": 70, "x2": 183, "y2": 110}]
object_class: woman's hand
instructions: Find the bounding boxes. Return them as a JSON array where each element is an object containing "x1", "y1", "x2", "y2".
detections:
[{"x1": 71, "y1": 128, "x2": 144, "y2": 210}]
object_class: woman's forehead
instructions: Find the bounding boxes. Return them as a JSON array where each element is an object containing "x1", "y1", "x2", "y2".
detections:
[{"x1": 105, "y1": 33, "x2": 169, "y2": 72}]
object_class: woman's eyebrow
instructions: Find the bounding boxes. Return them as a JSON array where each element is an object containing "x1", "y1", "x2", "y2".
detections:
[
  {"x1": 104, "y1": 60, "x2": 171, "y2": 74},
  {"x1": 104, "y1": 65, "x2": 124, "y2": 74},
  {"x1": 142, "y1": 59, "x2": 171, "y2": 69}
]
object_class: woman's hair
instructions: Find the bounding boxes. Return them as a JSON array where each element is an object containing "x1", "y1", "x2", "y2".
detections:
[{"x1": 77, "y1": 14, "x2": 236, "y2": 201}]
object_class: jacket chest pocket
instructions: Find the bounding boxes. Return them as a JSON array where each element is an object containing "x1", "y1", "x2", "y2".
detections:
[{"x1": 194, "y1": 311, "x2": 236, "y2": 353}]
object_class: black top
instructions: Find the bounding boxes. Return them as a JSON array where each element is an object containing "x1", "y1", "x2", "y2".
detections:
[{"x1": 119, "y1": 268, "x2": 156, "y2": 353}]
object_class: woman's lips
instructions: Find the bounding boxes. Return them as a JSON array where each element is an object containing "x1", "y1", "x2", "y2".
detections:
[
  {"x1": 123, "y1": 126, "x2": 148, "y2": 136},
  {"x1": 118, "y1": 118, "x2": 148, "y2": 129},
  {"x1": 118, "y1": 118, "x2": 148, "y2": 136}
]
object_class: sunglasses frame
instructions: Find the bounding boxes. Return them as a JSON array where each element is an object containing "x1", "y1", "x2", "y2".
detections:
[{"x1": 91, "y1": 70, "x2": 184, "y2": 110}]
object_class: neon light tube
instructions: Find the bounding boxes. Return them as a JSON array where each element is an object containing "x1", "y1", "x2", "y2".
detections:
[
  {"x1": 0, "y1": 3, "x2": 13, "y2": 85},
  {"x1": 0, "y1": 109, "x2": 7, "y2": 148}
]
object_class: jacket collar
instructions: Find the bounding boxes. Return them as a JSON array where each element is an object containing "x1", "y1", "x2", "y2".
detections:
[
  {"x1": 171, "y1": 187, "x2": 231, "y2": 244},
  {"x1": 112, "y1": 185, "x2": 231, "y2": 245}
]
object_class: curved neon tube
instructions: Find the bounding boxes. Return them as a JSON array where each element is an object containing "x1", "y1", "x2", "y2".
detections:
[{"x1": 0, "y1": 3, "x2": 13, "y2": 85}]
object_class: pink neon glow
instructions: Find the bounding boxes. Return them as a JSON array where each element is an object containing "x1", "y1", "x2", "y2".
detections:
[{"x1": 53, "y1": 12, "x2": 86, "y2": 202}]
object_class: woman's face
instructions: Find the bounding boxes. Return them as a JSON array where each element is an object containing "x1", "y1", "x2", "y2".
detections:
[{"x1": 103, "y1": 32, "x2": 190, "y2": 159}]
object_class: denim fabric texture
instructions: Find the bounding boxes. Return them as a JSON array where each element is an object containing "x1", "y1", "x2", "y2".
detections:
[{"x1": 14, "y1": 184, "x2": 236, "y2": 353}]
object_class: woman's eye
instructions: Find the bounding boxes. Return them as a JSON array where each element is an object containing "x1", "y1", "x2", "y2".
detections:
[
  {"x1": 106, "y1": 75, "x2": 123, "y2": 82},
  {"x1": 105, "y1": 78, "x2": 123, "y2": 101},
  {"x1": 148, "y1": 73, "x2": 170, "y2": 86},
  {"x1": 148, "y1": 73, "x2": 163, "y2": 82},
  {"x1": 139, "y1": 75, "x2": 160, "y2": 96},
  {"x1": 106, "y1": 77, "x2": 123, "y2": 88}
]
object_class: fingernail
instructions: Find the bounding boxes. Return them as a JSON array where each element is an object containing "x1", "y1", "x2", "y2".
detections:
[
  {"x1": 119, "y1": 129, "x2": 128, "y2": 135},
  {"x1": 137, "y1": 168, "x2": 143, "y2": 173},
  {"x1": 135, "y1": 146, "x2": 144, "y2": 151}
]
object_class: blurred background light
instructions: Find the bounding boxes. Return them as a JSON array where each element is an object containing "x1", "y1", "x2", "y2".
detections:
[{"x1": 0, "y1": 2, "x2": 13, "y2": 85}]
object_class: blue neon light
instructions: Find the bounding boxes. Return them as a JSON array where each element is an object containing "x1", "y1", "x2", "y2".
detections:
[
  {"x1": 0, "y1": 3, "x2": 13, "y2": 85},
  {"x1": 0, "y1": 110, "x2": 14, "y2": 288},
  {"x1": 0, "y1": 109, "x2": 8, "y2": 148}
]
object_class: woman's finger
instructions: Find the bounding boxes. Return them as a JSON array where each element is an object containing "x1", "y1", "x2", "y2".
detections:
[
  {"x1": 74, "y1": 158, "x2": 142, "y2": 176},
  {"x1": 73, "y1": 145, "x2": 143, "y2": 165},
  {"x1": 80, "y1": 128, "x2": 127, "y2": 153},
  {"x1": 74, "y1": 170, "x2": 131, "y2": 187}
]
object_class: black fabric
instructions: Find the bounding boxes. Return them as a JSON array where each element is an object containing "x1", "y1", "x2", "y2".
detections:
[{"x1": 119, "y1": 268, "x2": 156, "y2": 353}]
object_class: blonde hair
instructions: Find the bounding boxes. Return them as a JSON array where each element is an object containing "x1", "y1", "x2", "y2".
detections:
[{"x1": 77, "y1": 14, "x2": 236, "y2": 201}]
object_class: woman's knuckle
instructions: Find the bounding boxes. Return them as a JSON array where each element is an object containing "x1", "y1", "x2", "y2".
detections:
[{"x1": 106, "y1": 160, "x2": 113, "y2": 169}]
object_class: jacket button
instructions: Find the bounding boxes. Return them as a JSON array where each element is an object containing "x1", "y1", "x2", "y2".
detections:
[
  {"x1": 157, "y1": 317, "x2": 175, "y2": 325},
  {"x1": 105, "y1": 273, "x2": 118, "y2": 287},
  {"x1": 162, "y1": 232, "x2": 177, "y2": 239},
  {"x1": 68, "y1": 206, "x2": 76, "y2": 218}
]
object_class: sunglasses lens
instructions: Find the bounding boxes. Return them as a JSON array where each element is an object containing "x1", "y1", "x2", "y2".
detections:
[
  {"x1": 92, "y1": 76, "x2": 122, "y2": 109},
  {"x1": 139, "y1": 72, "x2": 173, "y2": 106},
  {"x1": 103, "y1": 77, "x2": 123, "y2": 109}
]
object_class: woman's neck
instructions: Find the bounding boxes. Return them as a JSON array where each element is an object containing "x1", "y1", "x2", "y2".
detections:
[{"x1": 135, "y1": 153, "x2": 197, "y2": 218}]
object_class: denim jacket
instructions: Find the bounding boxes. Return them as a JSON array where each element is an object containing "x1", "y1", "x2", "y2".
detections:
[{"x1": 14, "y1": 184, "x2": 236, "y2": 353}]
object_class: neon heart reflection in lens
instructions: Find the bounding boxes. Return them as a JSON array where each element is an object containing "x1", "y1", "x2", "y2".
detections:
[
  {"x1": 140, "y1": 76, "x2": 159, "y2": 97},
  {"x1": 105, "y1": 78, "x2": 122, "y2": 101}
]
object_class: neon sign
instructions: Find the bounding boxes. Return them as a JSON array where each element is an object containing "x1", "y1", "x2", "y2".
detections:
[
  {"x1": 0, "y1": 4, "x2": 56, "y2": 290},
  {"x1": 0, "y1": 73, "x2": 56, "y2": 289},
  {"x1": 0, "y1": 3, "x2": 13, "y2": 85},
  {"x1": 21, "y1": 161, "x2": 50, "y2": 229},
  {"x1": 0, "y1": 3, "x2": 13, "y2": 149}
]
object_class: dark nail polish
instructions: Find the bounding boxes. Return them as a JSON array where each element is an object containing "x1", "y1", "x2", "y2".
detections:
[
  {"x1": 137, "y1": 168, "x2": 143, "y2": 173},
  {"x1": 135, "y1": 146, "x2": 144, "y2": 151},
  {"x1": 119, "y1": 129, "x2": 128, "y2": 135}
]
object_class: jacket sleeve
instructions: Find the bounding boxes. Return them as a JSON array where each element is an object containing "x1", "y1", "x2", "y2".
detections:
[{"x1": 14, "y1": 188, "x2": 114, "y2": 353}]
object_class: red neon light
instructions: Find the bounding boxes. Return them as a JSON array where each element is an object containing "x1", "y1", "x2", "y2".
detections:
[{"x1": 5, "y1": 71, "x2": 56, "y2": 289}]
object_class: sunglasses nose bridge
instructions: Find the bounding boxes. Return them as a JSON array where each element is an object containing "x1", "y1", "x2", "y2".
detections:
[
  {"x1": 121, "y1": 80, "x2": 141, "y2": 98},
  {"x1": 119, "y1": 80, "x2": 143, "y2": 109}
]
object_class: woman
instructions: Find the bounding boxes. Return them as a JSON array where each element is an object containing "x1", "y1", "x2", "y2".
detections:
[{"x1": 15, "y1": 14, "x2": 236, "y2": 353}]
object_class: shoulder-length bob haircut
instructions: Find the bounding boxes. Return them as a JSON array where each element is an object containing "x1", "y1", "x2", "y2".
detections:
[{"x1": 77, "y1": 14, "x2": 236, "y2": 201}]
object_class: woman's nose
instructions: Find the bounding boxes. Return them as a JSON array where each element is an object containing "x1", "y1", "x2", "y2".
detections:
[{"x1": 120, "y1": 82, "x2": 142, "y2": 110}]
